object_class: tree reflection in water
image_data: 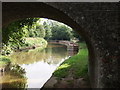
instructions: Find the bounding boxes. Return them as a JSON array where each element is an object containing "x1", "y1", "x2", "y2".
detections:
[
  {"x1": 1, "y1": 64, "x2": 27, "y2": 89},
  {"x1": 10, "y1": 44, "x2": 68, "y2": 65}
]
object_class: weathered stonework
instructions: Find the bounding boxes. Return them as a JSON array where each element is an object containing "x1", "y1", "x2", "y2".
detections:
[{"x1": 2, "y1": 2, "x2": 120, "y2": 88}]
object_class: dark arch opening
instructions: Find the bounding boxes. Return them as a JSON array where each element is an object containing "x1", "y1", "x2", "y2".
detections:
[{"x1": 2, "y1": 2, "x2": 98, "y2": 88}]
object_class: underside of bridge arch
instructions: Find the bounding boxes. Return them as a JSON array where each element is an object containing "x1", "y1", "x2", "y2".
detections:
[{"x1": 2, "y1": 2, "x2": 120, "y2": 88}]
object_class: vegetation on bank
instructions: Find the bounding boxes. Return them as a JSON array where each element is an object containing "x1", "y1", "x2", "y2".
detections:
[
  {"x1": 21, "y1": 37, "x2": 47, "y2": 49},
  {"x1": 0, "y1": 56, "x2": 10, "y2": 67},
  {"x1": 53, "y1": 42, "x2": 88, "y2": 80},
  {"x1": 0, "y1": 38, "x2": 47, "y2": 67}
]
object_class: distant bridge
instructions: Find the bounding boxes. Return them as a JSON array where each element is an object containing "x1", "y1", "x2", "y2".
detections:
[{"x1": 48, "y1": 40, "x2": 79, "y2": 51}]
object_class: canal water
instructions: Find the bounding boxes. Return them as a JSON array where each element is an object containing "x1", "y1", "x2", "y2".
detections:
[{"x1": 0, "y1": 44, "x2": 76, "y2": 89}]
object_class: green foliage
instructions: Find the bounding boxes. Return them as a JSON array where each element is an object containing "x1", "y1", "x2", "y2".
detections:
[
  {"x1": 2, "y1": 44, "x2": 12, "y2": 55},
  {"x1": 71, "y1": 30, "x2": 84, "y2": 41},
  {"x1": 0, "y1": 56, "x2": 10, "y2": 67},
  {"x1": 43, "y1": 22, "x2": 52, "y2": 40},
  {"x1": 2, "y1": 18, "x2": 39, "y2": 44},
  {"x1": 53, "y1": 63, "x2": 70, "y2": 78},
  {"x1": 2, "y1": 18, "x2": 40, "y2": 55},
  {"x1": 50, "y1": 21, "x2": 73, "y2": 40},
  {"x1": 53, "y1": 42, "x2": 88, "y2": 79},
  {"x1": 43, "y1": 19, "x2": 83, "y2": 41},
  {"x1": 36, "y1": 25, "x2": 45, "y2": 38},
  {"x1": 24, "y1": 37, "x2": 47, "y2": 47},
  {"x1": 25, "y1": 21, "x2": 46, "y2": 38}
]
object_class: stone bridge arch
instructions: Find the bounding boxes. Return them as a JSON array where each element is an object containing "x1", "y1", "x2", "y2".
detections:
[{"x1": 2, "y1": 2, "x2": 119, "y2": 88}]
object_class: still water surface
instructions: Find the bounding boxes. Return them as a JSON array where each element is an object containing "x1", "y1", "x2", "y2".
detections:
[{"x1": 0, "y1": 44, "x2": 75, "y2": 89}]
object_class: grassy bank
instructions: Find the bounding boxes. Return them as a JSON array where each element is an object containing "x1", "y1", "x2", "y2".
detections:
[
  {"x1": 53, "y1": 42, "x2": 88, "y2": 79},
  {"x1": 21, "y1": 37, "x2": 47, "y2": 49}
]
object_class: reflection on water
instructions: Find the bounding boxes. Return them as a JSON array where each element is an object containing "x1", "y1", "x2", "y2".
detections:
[
  {"x1": 0, "y1": 64, "x2": 27, "y2": 89},
  {"x1": 0, "y1": 44, "x2": 75, "y2": 89}
]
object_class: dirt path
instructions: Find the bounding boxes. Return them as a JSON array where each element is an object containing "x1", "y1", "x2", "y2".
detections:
[{"x1": 43, "y1": 69, "x2": 91, "y2": 88}]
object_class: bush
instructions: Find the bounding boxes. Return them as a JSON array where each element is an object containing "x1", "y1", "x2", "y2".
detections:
[{"x1": 0, "y1": 56, "x2": 11, "y2": 67}]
